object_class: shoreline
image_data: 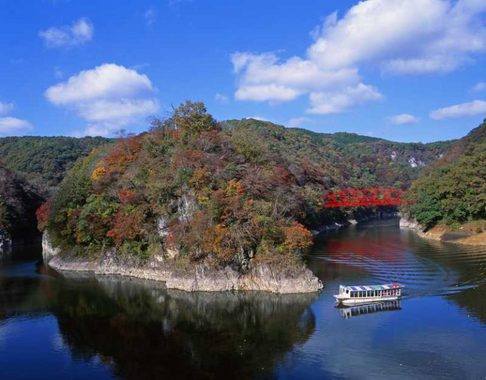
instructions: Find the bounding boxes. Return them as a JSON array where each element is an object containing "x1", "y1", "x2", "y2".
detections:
[
  {"x1": 43, "y1": 214, "x2": 399, "y2": 293},
  {"x1": 44, "y1": 234, "x2": 323, "y2": 294},
  {"x1": 399, "y1": 217, "x2": 486, "y2": 246}
]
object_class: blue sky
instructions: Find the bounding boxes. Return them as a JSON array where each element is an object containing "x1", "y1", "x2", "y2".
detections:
[{"x1": 0, "y1": 0, "x2": 485, "y2": 142}]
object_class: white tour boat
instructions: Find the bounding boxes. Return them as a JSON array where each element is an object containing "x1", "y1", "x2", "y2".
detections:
[{"x1": 334, "y1": 283, "x2": 403, "y2": 306}]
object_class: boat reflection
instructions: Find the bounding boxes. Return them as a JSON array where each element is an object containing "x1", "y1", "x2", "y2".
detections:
[{"x1": 337, "y1": 300, "x2": 402, "y2": 319}]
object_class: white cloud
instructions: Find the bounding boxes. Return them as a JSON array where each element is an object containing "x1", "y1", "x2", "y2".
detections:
[
  {"x1": 308, "y1": 84, "x2": 383, "y2": 114},
  {"x1": 472, "y1": 82, "x2": 486, "y2": 92},
  {"x1": 215, "y1": 93, "x2": 229, "y2": 104},
  {"x1": 430, "y1": 100, "x2": 486, "y2": 120},
  {"x1": 287, "y1": 117, "x2": 310, "y2": 128},
  {"x1": 0, "y1": 117, "x2": 33, "y2": 135},
  {"x1": 144, "y1": 8, "x2": 157, "y2": 27},
  {"x1": 389, "y1": 113, "x2": 420, "y2": 125},
  {"x1": 46, "y1": 64, "x2": 153, "y2": 105},
  {"x1": 248, "y1": 116, "x2": 269, "y2": 122},
  {"x1": 0, "y1": 102, "x2": 14, "y2": 115},
  {"x1": 231, "y1": 0, "x2": 486, "y2": 113},
  {"x1": 45, "y1": 64, "x2": 159, "y2": 136},
  {"x1": 39, "y1": 18, "x2": 94, "y2": 48},
  {"x1": 235, "y1": 84, "x2": 301, "y2": 102},
  {"x1": 309, "y1": 0, "x2": 486, "y2": 74}
]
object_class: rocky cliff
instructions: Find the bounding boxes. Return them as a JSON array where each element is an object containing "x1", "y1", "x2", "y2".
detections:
[{"x1": 43, "y1": 232, "x2": 323, "y2": 293}]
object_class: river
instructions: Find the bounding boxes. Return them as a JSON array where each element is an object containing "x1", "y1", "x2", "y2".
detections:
[{"x1": 1, "y1": 219, "x2": 485, "y2": 379}]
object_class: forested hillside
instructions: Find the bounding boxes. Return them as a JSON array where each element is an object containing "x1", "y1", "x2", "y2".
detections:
[
  {"x1": 404, "y1": 120, "x2": 486, "y2": 229},
  {"x1": 224, "y1": 119, "x2": 453, "y2": 189},
  {"x1": 41, "y1": 102, "x2": 452, "y2": 273},
  {"x1": 0, "y1": 165, "x2": 44, "y2": 238},
  {"x1": 0, "y1": 136, "x2": 110, "y2": 193}
]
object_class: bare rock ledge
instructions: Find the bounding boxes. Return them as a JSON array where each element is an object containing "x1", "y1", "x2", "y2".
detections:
[{"x1": 43, "y1": 233, "x2": 323, "y2": 294}]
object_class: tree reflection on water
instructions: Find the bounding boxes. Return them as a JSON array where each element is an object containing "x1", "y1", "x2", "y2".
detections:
[{"x1": 2, "y1": 269, "x2": 317, "y2": 380}]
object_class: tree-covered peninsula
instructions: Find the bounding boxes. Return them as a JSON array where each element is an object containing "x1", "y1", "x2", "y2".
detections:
[{"x1": 38, "y1": 101, "x2": 453, "y2": 292}]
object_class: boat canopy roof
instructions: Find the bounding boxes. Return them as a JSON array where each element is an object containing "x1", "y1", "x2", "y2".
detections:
[{"x1": 343, "y1": 283, "x2": 403, "y2": 292}]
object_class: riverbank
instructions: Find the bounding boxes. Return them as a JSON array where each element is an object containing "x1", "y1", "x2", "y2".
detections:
[
  {"x1": 43, "y1": 234, "x2": 323, "y2": 294},
  {"x1": 400, "y1": 217, "x2": 486, "y2": 246}
]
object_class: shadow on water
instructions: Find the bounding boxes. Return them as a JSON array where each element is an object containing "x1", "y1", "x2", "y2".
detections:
[{"x1": 0, "y1": 247, "x2": 318, "y2": 380}]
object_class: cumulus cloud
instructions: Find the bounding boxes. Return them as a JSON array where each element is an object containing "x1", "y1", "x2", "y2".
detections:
[
  {"x1": 0, "y1": 102, "x2": 14, "y2": 115},
  {"x1": 144, "y1": 8, "x2": 157, "y2": 27},
  {"x1": 472, "y1": 82, "x2": 486, "y2": 92},
  {"x1": 45, "y1": 64, "x2": 159, "y2": 136},
  {"x1": 389, "y1": 113, "x2": 420, "y2": 125},
  {"x1": 430, "y1": 100, "x2": 486, "y2": 120},
  {"x1": 215, "y1": 93, "x2": 230, "y2": 104},
  {"x1": 0, "y1": 117, "x2": 32, "y2": 135},
  {"x1": 231, "y1": 0, "x2": 486, "y2": 113},
  {"x1": 308, "y1": 84, "x2": 383, "y2": 114},
  {"x1": 39, "y1": 18, "x2": 94, "y2": 48}
]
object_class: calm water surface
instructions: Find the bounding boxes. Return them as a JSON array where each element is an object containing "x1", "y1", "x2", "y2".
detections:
[{"x1": 1, "y1": 219, "x2": 486, "y2": 379}]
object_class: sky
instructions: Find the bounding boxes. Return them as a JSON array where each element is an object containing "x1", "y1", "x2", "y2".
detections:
[{"x1": 0, "y1": 0, "x2": 485, "y2": 143}]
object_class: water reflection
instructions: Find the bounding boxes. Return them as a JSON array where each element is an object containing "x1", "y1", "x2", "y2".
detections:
[
  {"x1": 0, "y1": 264, "x2": 317, "y2": 380},
  {"x1": 2, "y1": 221, "x2": 486, "y2": 379},
  {"x1": 54, "y1": 276, "x2": 317, "y2": 379},
  {"x1": 337, "y1": 300, "x2": 402, "y2": 319}
]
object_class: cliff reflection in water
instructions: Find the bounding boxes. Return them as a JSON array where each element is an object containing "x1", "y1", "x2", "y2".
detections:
[{"x1": 47, "y1": 275, "x2": 317, "y2": 379}]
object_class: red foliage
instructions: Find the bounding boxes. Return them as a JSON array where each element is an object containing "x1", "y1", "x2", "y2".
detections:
[
  {"x1": 282, "y1": 222, "x2": 313, "y2": 252},
  {"x1": 36, "y1": 199, "x2": 52, "y2": 231},
  {"x1": 117, "y1": 189, "x2": 138, "y2": 204},
  {"x1": 92, "y1": 135, "x2": 143, "y2": 187},
  {"x1": 106, "y1": 208, "x2": 144, "y2": 246},
  {"x1": 273, "y1": 166, "x2": 295, "y2": 185}
]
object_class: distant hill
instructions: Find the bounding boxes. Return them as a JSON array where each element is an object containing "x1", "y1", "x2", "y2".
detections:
[
  {"x1": 223, "y1": 119, "x2": 453, "y2": 189},
  {"x1": 0, "y1": 136, "x2": 111, "y2": 194},
  {"x1": 404, "y1": 119, "x2": 486, "y2": 228}
]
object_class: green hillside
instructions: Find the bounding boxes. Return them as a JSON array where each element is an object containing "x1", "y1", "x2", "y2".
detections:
[
  {"x1": 0, "y1": 136, "x2": 111, "y2": 193},
  {"x1": 404, "y1": 120, "x2": 486, "y2": 229}
]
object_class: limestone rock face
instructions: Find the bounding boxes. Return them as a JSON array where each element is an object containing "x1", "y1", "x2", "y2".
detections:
[
  {"x1": 46, "y1": 247, "x2": 323, "y2": 294},
  {"x1": 399, "y1": 217, "x2": 422, "y2": 231},
  {"x1": 42, "y1": 231, "x2": 61, "y2": 263}
]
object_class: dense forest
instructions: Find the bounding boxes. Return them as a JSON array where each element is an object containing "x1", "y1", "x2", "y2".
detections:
[
  {"x1": 223, "y1": 119, "x2": 453, "y2": 190},
  {"x1": 0, "y1": 136, "x2": 110, "y2": 193},
  {"x1": 40, "y1": 102, "x2": 452, "y2": 272},
  {"x1": 403, "y1": 120, "x2": 486, "y2": 229}
]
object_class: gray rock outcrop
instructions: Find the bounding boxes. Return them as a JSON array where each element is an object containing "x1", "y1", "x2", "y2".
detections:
[{"x1": 43, "y1": 232, "x2": 323, "y2": 294}]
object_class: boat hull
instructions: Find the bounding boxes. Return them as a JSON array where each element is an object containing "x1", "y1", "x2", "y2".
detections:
[{"x1": 334, "y1": 295, "x2": 400, "y2": 306}]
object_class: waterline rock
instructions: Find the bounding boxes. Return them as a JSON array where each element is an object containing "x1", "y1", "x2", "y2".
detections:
[{"x1": 43, "y1": 234, "x2": 323, "y2": 294}]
